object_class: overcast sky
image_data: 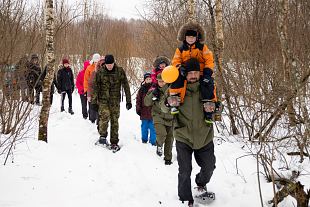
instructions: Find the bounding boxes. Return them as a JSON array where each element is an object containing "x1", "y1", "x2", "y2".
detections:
[{"x1": 102, "y1": 0, "x2": 145, "y2": 19}]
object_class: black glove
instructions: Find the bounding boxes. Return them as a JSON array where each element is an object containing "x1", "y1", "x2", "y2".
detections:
[
  {"x1": 126, "y1": 103, "x2": 132, "y2": 110},
  {"x1": 136, "y1": 111, "x2": 141, "y2": 116},
  {"x1": 71, "y1": 87, "x2": 74, "y2": 92},
  {"x1": 202, "y1": 68, "x2": 214, "y2": 84},
  {"x1": 152, "y1": 87, "x2": 160, "y2": 101},
  {"x1": 141, "y1": 84, "x2": 151, "y2": 94},
  {"x1": 57, "y1": 89, "x2": 61, "y2": 94},
  {"x1": 179, "y1": 65, "x2": 187, "y2": 77}
]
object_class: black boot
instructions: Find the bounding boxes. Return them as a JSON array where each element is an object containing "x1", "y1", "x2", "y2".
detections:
[{"x1": 68, "y1": 108, "x2": 74, "y2": 115}]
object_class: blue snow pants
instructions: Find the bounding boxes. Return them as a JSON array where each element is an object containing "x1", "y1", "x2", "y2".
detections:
[{"x1": 141, "y1": 119, "x2": 156, "y2": 145}]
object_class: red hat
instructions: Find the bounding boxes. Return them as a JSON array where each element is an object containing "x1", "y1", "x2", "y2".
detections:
[{"x1": 62, "y1": 58, "x2": 69, "y2": 65}]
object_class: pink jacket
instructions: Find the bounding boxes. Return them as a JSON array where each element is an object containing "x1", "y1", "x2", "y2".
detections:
[
  {"x1": 151, "y1": 67, "x2": 163, "y2": 84},
  {"x1": 76, "y1": 60, "x2": 90, "y2": 95}
]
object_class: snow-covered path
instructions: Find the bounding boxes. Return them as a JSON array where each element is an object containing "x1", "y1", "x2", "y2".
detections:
[{"x1": 0, "y1": 92, "x2": 274, "y2": 207}]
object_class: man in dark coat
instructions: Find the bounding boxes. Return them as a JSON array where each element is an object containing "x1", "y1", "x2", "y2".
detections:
[
  {"x1": 57, "y1": 58, "x2": 74, "y2": 114},
  {"x1": 26, "y1": 54, "x2": 42, "y2": 104},
  {"x1": 136, "y1": 72, "x2": 156, "y2": 145},
  {"x1": 92, "y1": 54, "x2": 132, "y2": 151}
]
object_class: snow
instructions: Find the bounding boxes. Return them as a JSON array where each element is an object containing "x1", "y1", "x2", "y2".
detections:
[{"x1": 0, "y1": 92, "x2": 308, "y2": 207}]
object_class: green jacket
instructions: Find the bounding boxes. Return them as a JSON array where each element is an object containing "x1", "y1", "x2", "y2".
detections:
[
  {"x1": 92, "y1": 64, "x2": 131, "y2": 105},
  {"x1": 162, "y1": 82, "x2": 213, "y2": 149},
  {"x1": 144, "y1": 85, "x2": 174, "y2": 126}
]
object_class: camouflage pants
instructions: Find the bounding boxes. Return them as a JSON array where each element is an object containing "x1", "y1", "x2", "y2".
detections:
[
  {"x1": 98, "y1": 103, "x2": 120, "y2": 144},
  {"x1": 155, "y1": 123, "x2": 174, "y2": 161}
]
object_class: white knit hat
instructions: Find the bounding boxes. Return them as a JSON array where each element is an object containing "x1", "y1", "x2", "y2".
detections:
[{"x1": 91, "y1": 53, "x2": 101, "y2": 64}]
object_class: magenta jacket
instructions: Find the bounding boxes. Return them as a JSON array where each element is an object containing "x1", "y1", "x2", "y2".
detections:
[
  {"x1": 76, "y1": 60, "x2": 90, "y2": 95},
  {"x1": 151, "y1": 67, "x2": 163, "y2": 84}
]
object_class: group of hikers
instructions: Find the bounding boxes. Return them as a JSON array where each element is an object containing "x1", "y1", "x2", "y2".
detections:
[{"x1": 2, "y1": 21, "x2": 219, "y2": 206}]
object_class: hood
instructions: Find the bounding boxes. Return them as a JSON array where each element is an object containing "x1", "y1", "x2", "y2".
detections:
[
  {"x1": 177, "y1": 21, "x2": 206, "y2": 43},
  {"x1": 152, "y1": 56, "x2": 170, "y2": 68}
]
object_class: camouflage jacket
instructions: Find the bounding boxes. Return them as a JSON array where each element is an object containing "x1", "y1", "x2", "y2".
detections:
[{"x1": 92, "y1": 64, "x2": 131, "y2": 105}]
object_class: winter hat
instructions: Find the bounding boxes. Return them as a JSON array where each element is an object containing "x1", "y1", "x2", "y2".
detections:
[
  {"x1": 83, "y1": 60, "x2": 90, "y2": 70},
  {"x1": 184, "y1": 58, "x2": 200, "y2": 72},
  {"x1": 92, "y1": 53, "x2": 101, "y2": 63},
  {"x1": 185, "y1": 30, "x2": 198, "y2": 37},
  {"x1": 31, "y1": 54, "x2": 39, "y2": 60},
  {"x1": 105, "y1": 54, "x2": 115, "y2": 64},
  {"x1": 62, "y1": 58, "x2": 69, "y2": 64},
  {"x1": 143, "y1": 72, "x2": 151, "y2": 80}
]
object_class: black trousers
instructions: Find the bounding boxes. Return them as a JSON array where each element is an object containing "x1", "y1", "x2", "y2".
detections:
[
  {"x1": 176, "y1": 140, "x2": 216, "y2": 202},
  {"x1": 80, "y1": 94, "x2": 88, "y2": 118},
  {"x1": 61, "y1": 90, "x2": 72, "y2": 109},
  {"x1": 88, "y1": 101, "x2": 98, "y2": 122}
]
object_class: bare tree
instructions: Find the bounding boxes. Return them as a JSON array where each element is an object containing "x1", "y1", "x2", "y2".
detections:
[{"x1": 38, "y1": 0, "x2": 56, "y2": 142}]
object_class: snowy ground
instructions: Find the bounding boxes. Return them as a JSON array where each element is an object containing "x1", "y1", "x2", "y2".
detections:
[{"x1": 0, "y1": 92, "x2": 308, "y2": 207}]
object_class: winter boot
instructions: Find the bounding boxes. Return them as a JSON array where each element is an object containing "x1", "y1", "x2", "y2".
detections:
[
  {"x1": 111, "y1": 144, "x2": 120, "y2": 152},
  {"x1": 98, "y1": 136, "x2": 108, "y2": 145},
  {"x1": 164, "y1": 159, "x2": 172, "y2": 165},
  {"x1": 68, "y1": 108, "x2": 74, "y2": 115},
  {"x1": 61, "y1": 106, "x2": 65, "y2": 112},
  {"x1": 156, "y1": 146, "x2": 163, "y2": 157},
  {"x1": 188, "y1": 200, "x2": 194, "y2": 207}
]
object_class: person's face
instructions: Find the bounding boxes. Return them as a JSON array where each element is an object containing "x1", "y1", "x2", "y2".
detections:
[
  {"x1": 186, "y1": 71, "x2": 200, "y2": 83},
  {"x1": 64, "y1": 63, "x2": 69, "y2": 68},
  {"x1": 157, "y1": 79, "x2": 166, "y2": 87},
  {"x1": 185, "y1": 36, "x2": 197, "y2": 45},
  {"x1": 159, "y1": 63, "x2": 166, "y2": 70},
  {"x1": 144, "y1": 77, "x2": 152, "y2": 84},
  {"x1": 106, "y1": 63, "x2": 114, "y2": 70},
  {"x1": 32, "y1": 58, "x2": 38, "y2": 64}
]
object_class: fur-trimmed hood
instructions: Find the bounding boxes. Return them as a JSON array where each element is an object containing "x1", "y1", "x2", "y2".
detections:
[
  {"x1": 177, "y1": 21, "x2": 206, "y2": 43},
  {"x1": 153, "y1": 56, "x2": 170, "y2": 68}
]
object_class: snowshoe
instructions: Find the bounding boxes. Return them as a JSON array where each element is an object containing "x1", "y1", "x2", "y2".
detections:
[
  {"x1": 110, "y1": 144, "x2": 121, "y2": 153},
  {"x1": 156, "y1": 146, "x2": 163, "y2": 157},
  {"x1": 195, "y1": 191, "x2": 215, "y2": 205},
  {"x1": 95, "y1": 137, "x2": 110, "y2": 148}
]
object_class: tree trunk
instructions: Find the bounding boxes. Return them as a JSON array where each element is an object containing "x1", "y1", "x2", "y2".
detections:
[
  {"x1": 38, "y1": 0, "x2": 56, "y2": 142},
  {"x1": 207, "y1": 0, "x2": 239, "y2": 134},
  {"x1": 277, "y1": 0, "x2": 297, "y2": 126}
]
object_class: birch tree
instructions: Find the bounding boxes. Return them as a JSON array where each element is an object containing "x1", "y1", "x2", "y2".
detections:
[{"x1": 38, "y1": 0, "x2": 56, "y2": 142}]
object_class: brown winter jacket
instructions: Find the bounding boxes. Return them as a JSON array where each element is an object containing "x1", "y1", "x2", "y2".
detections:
[{"x1": 136, "y1": 83, "x2": 153, "y2": 120}]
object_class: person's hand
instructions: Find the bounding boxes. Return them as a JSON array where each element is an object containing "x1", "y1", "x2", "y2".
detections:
[
  {"x1": 152, "y1": 88, "x2": 160, "y2": 101},
  {"x1": 126, "y1": 103, "x2": 132, "y2": 110},
  {"x1": 84, "y1": 92, "x2": 87, "y2": 97},
  {"x1": 136, "y1": 111, "x2": 141, "y2": 116},
  {"x1": 167, "y1": 96, "x2": 180, "y2": 107},
  {"x1": 57, "y1": 89, "x2": 61, "y2": 94},
  {"x1": 203, "y1": 101, "x2": 215, "y2": 113},
  {"x1": 87, "y1": 97, "x2": 91, "y2": 102},
  {"x1": 179, "y1": 65, "x2": 187, "y2": 77}
]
